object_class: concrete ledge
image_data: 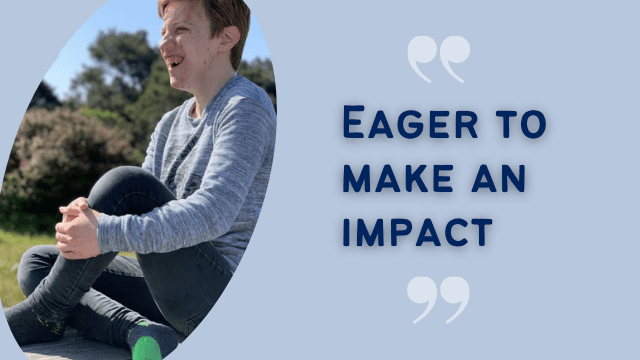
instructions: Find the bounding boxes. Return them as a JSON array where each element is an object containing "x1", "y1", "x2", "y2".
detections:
[{"x1": 20, "y1": 327, "x2": 132, "y2": 360}]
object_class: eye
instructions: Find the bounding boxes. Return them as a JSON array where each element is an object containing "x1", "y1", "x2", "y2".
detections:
[{"x1": 176, "y1": 27, "x2": 188, "y2": 33}]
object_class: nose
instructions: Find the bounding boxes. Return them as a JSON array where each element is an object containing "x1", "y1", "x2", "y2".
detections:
[{"x1": 160, "y1": 33, "x2": 174, "y2": 53}]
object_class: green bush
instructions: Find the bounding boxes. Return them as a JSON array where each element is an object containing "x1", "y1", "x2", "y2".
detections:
[{"x1": 1, "y1": 108, "x2": 141, "y2": 235}]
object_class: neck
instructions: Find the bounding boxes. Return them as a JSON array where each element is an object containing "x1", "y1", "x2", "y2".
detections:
[{"x1": 191, "y1": 62, "x2": 235, "y2": 119}]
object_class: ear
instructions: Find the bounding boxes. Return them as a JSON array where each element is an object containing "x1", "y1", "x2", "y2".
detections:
[{"x1": 217, "y1": 26, "x2": 241, "y2": 53}]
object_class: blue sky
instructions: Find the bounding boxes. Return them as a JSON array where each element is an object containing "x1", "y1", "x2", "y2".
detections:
[{"x1": 43, "y1": 0, "x2": 271, "y2": 99}]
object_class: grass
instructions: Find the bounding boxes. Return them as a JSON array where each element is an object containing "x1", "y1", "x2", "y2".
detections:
[
  {"x1": 0, "y1": 228, "x2": 55, "y2": 308},
  {"x1": 0, "y1": 227, "x2": 136, "y2": 308}
]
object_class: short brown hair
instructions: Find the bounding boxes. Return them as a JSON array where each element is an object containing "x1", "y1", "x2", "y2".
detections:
[{"x1": 158, "y1": 0, "x2": 250, "y2": 71}]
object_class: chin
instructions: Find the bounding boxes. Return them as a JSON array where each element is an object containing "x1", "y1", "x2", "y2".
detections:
[
  {"x1": 168, "y1": 74, "x2": 195, "y2": 94},
  {"x1": 169, "y1": 78, "x2": 185, "y2": 91}
]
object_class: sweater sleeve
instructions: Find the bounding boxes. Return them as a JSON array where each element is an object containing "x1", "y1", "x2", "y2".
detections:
[{"x1": 96, "y1": 97, "x2": 275, "y2": 254}]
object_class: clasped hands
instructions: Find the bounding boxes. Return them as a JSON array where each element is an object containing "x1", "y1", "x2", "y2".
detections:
[{"x1": 56, "y1": 197, "x2": 102, "y2": 260}]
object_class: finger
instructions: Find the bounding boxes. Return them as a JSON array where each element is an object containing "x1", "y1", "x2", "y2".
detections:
[
  {"x1": 59, "y1": 249, "x2": 76, "y2": 260},
  {"x1": 60, "y1": 206, "x2": 82, "y2": 217},
  {"x1": 56, "y1": 232, "x2": 71, "y2": 244},
  {"x1": 55, "y1": 222, "x2": 71, "y2": 234},
  {"x1": 74, "y1": 197, "x2": 90, "y2": 210},
  {"x1": 79, "y1": 198, "x2": 89, "y2": 210},
  {"x1": 61, "y1": 198, "x2": 90, "y2": 214},
  {"x1": 62, "y1": 214, "x2": 78, "y2": 223},
  {"x1": 57, "y1": 242, "x2": 79, "y2": 259},
  {"x1": 57, "y1": 241, "x2": 70, "y2": 253},
  {"x1": 56, "y1": 220, "x2": 77, "y2": 234}
]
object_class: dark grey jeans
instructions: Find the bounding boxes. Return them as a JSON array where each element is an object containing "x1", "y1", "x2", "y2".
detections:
[{"x1": 17, "y1": 166, "x2": 233, "y2": 347}]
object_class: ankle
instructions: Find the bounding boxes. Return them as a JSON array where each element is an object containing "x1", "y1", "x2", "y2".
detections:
[
  {"x1": 36, "y1": 315, "x2": 66, "y2": 336},
  {"x1": 5, "y1": 298, "x2": 67, "y2": 346}
]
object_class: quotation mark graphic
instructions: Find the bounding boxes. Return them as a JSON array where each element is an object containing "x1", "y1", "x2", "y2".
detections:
[
  {"x1": 407, "y1": 36, "x2": 470, "y2": 83},
  {"x1": 407, "y1": 276, "x2": 469, "y2": 324}
]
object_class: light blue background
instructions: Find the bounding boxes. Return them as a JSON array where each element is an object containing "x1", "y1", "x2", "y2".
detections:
[{"x1": 2, "y1": 0, "x2": 639, "y2": 359}]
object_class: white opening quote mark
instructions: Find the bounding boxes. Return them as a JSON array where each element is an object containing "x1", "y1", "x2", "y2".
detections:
[
  {"x1": 407, "y1": 36, "x2": 437, "y2": 83},
  {"x1": 407, "y1": 36, "x2": 470, "y2": 83},
  {"x1": 407, "y1": 276, "x2": 470, "y2": 324}
]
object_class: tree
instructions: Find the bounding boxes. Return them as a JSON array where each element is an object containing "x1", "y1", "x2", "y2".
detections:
[
  {"x1": 124, "y1": 55, "x2": 193, "y2": 153},
  {"x1": 28, "y1": 81, "x2": 61, "y2": 110},
  {"x1": 70, "y1": 29, "x2": 159, "y2": 117}
]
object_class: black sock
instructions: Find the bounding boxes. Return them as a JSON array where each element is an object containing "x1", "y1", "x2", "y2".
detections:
[
  {"x1": 127, "y1": 320, "x2": 178, "y2": 359},
  {"x1": 5, "y1": 297, "x2": 66, "y2": 346}
]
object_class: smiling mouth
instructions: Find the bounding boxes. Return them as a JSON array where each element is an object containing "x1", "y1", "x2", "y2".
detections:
[{"x1": 166, "y1": 56, "x2": 184, "y2": 68}]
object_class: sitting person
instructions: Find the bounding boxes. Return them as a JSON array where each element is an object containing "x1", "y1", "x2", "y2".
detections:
[{"x1": 4, "y1": 0, "x2": 276, "y2": 359}]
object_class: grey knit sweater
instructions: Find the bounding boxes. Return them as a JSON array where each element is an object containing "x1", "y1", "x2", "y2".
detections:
[{"x1": 97, "y1": 76, "x2": 277, "y2": 271}]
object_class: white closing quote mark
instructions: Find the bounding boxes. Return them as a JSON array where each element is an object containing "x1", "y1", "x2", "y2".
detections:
[
  {"x1": 407, "y1": 276, "x2": 470, "y2": 324},
  {"x1": 407, "y1": 36, "x2": 470, "y2": 83}
]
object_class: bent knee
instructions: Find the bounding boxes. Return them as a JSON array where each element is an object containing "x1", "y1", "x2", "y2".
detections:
[
  {"x1": 97, "y1": 166, "x2": 154, "y2": 186},
  {"x1": 88, "y1": 166, "x2": 159, "y2": 203},
  {"x1": 88, "y1": 166, "x2": 174, "y2": 215}
]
